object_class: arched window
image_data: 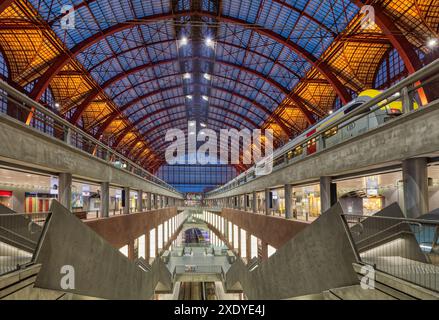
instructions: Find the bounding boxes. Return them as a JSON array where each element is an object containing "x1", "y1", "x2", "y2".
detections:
[
  {"x1": 374, "y1": 48, "x2": 407, "y2": 89},
  {"x1": 0, "y1": 51, "x2": 9, "y2": 113}
]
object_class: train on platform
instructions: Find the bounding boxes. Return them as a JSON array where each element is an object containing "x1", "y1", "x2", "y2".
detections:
[{"x1": 222, "y1": 89, "x2": 419, "y2": 189}]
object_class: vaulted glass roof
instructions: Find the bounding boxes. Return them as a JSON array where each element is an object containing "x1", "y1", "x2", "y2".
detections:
[{"x1": 7, "y1": 0, "x2": 419, "y2": 173}]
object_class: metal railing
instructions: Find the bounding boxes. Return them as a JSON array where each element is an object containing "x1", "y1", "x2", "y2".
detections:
[
  {"x1": 207, "y1": 58, "x2": 439, "y2": 196},
  {"x1": 0, "y1": 79, "x2": 179, "y2": 195},
  {"x1": 172, "y1": 265, "x2": 226, "y2": 281},
  {"x1": 343, "y1": 214, "x2": 439, "y2": 292},
  {"x1": 0, "y1": 212, "x2": 50, "y2": 276}
]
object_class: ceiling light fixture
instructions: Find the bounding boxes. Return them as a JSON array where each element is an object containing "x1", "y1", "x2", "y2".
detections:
[
  {"x1": 180, "y1": 37, "x2": 189, "y2": 46},
  {"x1": 200, "y1": 123, "x2": 207, "y2": 128},
  {"x1": 202, "y1": 95, "x2": 209, "y2": 101},
  {"x1": 186, "y1": 95, "x2": 193, "y2": 100},
  {"x1": 205, "y1": 37, "x2": 215, "y2": 48},
  {"x1": 183, "y1": 73, "x2": 191, "y2": 80},
  {"x1": 427, "y1": 38, "x2": 438, "y2": 48},
  {"x1": 204, "y1": 73, "x2": 211, "y2": 80}
]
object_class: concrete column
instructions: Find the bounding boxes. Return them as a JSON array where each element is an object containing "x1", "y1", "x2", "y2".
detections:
[
  {"x1": 224, "y1": 219, "x2": 228, "y2": 240},
  {"x1": 236, "y1": 196, "x2": 241, "y2": 210},
  {"x1": 160, "y1": 196, "x2": 164, "y2": 209},
  {"x1": 122, "y1": 187, "x2": 130, "y2": 214},
  {"x1": 246, "y1": 232, "x2": 251, "y2": 261},
  {"x1": 58, "y1": 172, "x2": 72, "y2": 211},
  {"x1": 146, "y1": 192, "x2": 152, "y2": 211},
  {"x1": 403, "y1": 158, "x2": 429, "y2": 218},
  {"x1": 128, "y1": 239, "x2": 135, "y2": 260},
  {"x1": 320, "y1": 176, "x2": 335, "y2": 214},
  {"x1": 231, "y1": 223, "x2": 234, "y2": 249},
  {"x1": 100, "y1": 181, "x2": 110, "y2": 218},
  {"x1": 137, "y1": 190, "x2": 143, "y2": 212},
  {"x1": 284, "y1": 184, "x2": 292, "y2": 219},
  {"x1": 260, "y1": 241, "x2": 268, "y2": 261},
  {"x1": 252, "y1": 191, "x2": 257, "y2": 213},
  {"x1": 264, "y1": 188, "x2": 271, "y2": 215},
  {"x1": 145, "y1": 229, "x2": 150, "y2": 262}
]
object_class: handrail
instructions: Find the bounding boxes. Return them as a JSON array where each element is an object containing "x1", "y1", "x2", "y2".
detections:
[
  {"x1": 0, "y1": 79, "x2": 180, "y2": 195},
  {"x1": 342, "y1": 214, "x2": 439, "y2": 226},
  {"x1": 208, "y1": 58, "x2": 439, "y2": 196}
]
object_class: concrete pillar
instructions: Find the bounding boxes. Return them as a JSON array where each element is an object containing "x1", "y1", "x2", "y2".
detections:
[
  {"x1": 100, "y1": 182, "x2": 109, "y2": 218},
  {"x1": 236, "y1": 196, "x2": 241, "y2": 210},
  {"x1": 146, "y1": 192, "x2": 152, "y2": 211},
  {"x1": 264, "y1": 188, "x2": 271, "y2": 215},
  {"x1": 12, "y1": 190, "x2": 25, "y2": 213},
  {"x1": 261, "y1": 241, "x2": 268, "y2": 261},
  {"x1": 246, "y1": 232, "x2": 251, "y2": 261},
  {"x1": 145, "y1": 229, "x2": 150, "y2": 262},
  {"x1": 128, "y1": 239, "x2": 135, "y2": 260},
  {"x1": 137, "y1": 190, "x2": 143, "y2": 212},
  {"x1": 252, "y1": 191, "x2": 257, "y2": 213},
  {"x1": 58, "y1": 172, "x2": 72, "y2": 211},
  {"x1": 160, "y1": 196, "x2": 164, "y2": 209},
  {"x1": 284, "y1": 184, "x2": 292, "y2": 219},
  {"x1": 231, "y1": 223, "x2": 234, "y2": 249},
  {"x1": 403, "y1": 158, "x2": 429, "y2": 218},
  {"x1": 224, "y1": 219, "x2": 228, "y2": 240},
  {"x1": 122, "y1": 187, "x2": 130, "y2": 214},
  {"x1": 320, "y1": 176, "x2": 336, "y2": 214}
]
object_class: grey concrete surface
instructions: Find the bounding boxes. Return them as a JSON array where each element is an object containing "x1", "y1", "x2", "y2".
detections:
[
  {"x1": 207, "y1": 99, "x2": 439, "y2": 198},
  {"x1": 0, "y1": 204, "x2": 42, "y2": 253},
  {"x1": 352, "y1": 263, "x2": 439, "y2": 300},
  {"x1": 350, "y1": 203, "x2": 428, "y2": 263},
  {"x1": 324, "y1": 285, "x2": 396, "y2": 300},
  {"x1": 225, "y1": 203, "x2": 359, "y2": 299},
  {"x1": 0, "y1": 114, "x2": 182, "y2": 199},
  {"x1": 34, "y1": 200, "x2": 172, "y2": 299}
]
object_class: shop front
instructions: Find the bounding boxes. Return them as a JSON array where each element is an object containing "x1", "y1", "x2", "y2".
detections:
[
  {"x1": 291, "y1": 184, "x2": 321, "y2": 222},
  {"x1": 335, "y1": 171, "x2": 403, "y2": 216},
  {"x1": 0, "y1": 168, "x2": 57, "y2": 213}
]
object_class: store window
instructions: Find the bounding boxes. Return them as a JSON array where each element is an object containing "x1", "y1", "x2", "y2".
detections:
[
  {"x1": 427, "y1": 165, "x2": 439, "y2": 211},
  {"x1": 272, "y1": 188, "x2": 285, "y2": 217},
  {"x1": 110, "y1": 187, "x2": 122, "y2": 215},
  {"x1": 292, "y1": 184, "x2": 321, "y2": 221},
  {"x1": 0, "y1": 168, "x2": 56, "y2": 213},
  {"x1": 336, "y1": 171, "x2": 403, "y2": 216},
  {"x1": 71, "y1": 181, "x2": 101, "y2": 219}
]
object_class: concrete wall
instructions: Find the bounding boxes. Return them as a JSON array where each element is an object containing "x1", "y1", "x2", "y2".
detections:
[
  {"x1": 0, "y1": 114, "x2": 182, "y2": 199},
  {"x1": 34, "y1": 201, "x2": 172, "y2": 299},
  {"x1": 208, "y1": 100, "x2": 439, "y2": 198},
  {"x1": 216, "y1": 208, "x2": 309, "y2": 249},
  {"x1": 85, "y1": 207, "x2": 178, "y2": 249},
  {"x1": 224, "y1": 203, "x2": 359, "y2": 299}
]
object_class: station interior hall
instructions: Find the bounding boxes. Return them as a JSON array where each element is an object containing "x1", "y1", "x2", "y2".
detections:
[{"x1": 0, "y1": 0, "x2": 439, "y2": 301}]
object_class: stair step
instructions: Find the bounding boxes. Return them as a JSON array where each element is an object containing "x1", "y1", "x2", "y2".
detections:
[{"x1": 326, "y1": 285, "x2": 395, "y2": 300}]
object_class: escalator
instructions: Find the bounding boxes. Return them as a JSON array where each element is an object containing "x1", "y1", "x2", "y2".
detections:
[{"x1": 178, "y1": 282, "x2": 218, "y2": 300}]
